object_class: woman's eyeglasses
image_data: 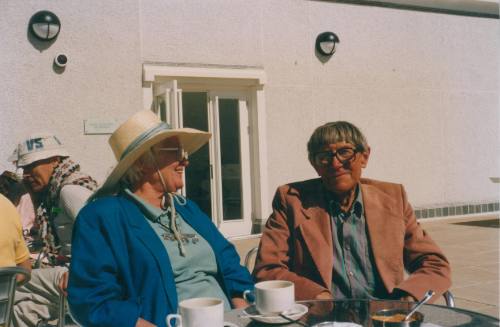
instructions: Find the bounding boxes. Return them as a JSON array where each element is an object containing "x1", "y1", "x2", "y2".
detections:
[{"x1": 155, "y1": 147, "x2": 188, "y2": 162}]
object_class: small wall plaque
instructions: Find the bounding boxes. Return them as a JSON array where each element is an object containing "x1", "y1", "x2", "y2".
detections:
[{"x1": 84, "y1": 118, "x2": 119, "y2": 135}]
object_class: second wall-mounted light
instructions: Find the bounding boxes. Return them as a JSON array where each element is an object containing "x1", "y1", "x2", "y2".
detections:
[
  {"x1": 29, "y1": 10, "x2": 61, "y2": 41},
  {"x1": 315, "y1": 31, "x2": 340, "y2": 56}
]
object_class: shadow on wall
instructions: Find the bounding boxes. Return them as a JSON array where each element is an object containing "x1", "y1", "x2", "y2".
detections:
[
  {"x1": 27, "y1": 27, "x2": 56, "y2": 52},
  {"x1": 26, "y1": 23, "x2": 66, "y2": 74}
]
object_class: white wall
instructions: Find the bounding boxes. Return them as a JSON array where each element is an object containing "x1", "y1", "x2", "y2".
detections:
[
  {"x1": 0, "y1": 0, "x2": 143, "y2": 182},
  {"x1": 1, "y1": 0, "x2": 498, "y2": 213},
  {"x1": 139, "y1": 0, "x2": 498, "y2": 209}
]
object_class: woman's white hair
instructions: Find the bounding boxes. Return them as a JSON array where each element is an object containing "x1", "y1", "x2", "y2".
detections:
[{"x1": 120, "y1": 149, "x2": 156, "y2": 189}]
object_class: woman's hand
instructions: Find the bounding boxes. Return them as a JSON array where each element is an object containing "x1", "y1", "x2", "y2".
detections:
[
  {"x1": 135, "y1": 318, "x2": 156, "y2": 327},
  {"x1": 231, "y1": 297, "x2": 249, "y2": 309}
]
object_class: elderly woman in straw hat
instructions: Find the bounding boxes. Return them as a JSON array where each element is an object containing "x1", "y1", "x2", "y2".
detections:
[{"x1": 68, "y1": 111, "x2": 254, "y2": 327}]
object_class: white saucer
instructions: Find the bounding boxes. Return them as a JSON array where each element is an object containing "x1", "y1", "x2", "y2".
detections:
[
  {"x1": 241, "y1": 303, "x2": 308, "y2": 324},
  {"x1": 312, "y1": 322, "x2": 362, "y2": 327},
  {"x1": 310, "y1": 322, "x2": 441, "y2": 327}
]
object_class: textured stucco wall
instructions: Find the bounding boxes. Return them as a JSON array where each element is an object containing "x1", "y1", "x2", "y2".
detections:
[
  {"x1": 0, "y1": 0, "x2": 143, "y2": 182},
  {"x1": 139, "y1": 0, "x2": 498, "y2": 208},
  {"x1": 1, "y1": 0, "x2": 498, "y2": 211}
]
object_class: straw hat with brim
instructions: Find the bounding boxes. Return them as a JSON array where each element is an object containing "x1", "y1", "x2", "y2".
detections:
[
  {"x1": 94, "y1": 110, "x2": 211, "y2": 197},
  {"x1": 9, "y1": 134, "x2": 70, "y2": 167}
]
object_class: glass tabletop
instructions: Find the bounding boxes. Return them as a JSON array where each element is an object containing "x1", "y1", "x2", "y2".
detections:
[{"x1": 224, "y1": 299, "x2": 499, "y2": 327}]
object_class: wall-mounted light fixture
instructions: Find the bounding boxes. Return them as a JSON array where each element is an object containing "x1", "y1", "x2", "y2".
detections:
[
  {"x1": 29, "y1": 10, "x2": 61, "y2": 41},
  {"x1": 315, "y1": 31, "x2": 340, "y2": 56}
]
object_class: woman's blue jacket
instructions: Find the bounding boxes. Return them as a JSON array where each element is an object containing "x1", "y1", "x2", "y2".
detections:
[{"x1": 68, "y1": 195, "x2": 254, "y2": 327}]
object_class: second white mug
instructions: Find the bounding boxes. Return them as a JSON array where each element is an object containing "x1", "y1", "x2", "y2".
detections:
[{"x1": 243, "y1": 280, "x2": 295, "y2": 315}]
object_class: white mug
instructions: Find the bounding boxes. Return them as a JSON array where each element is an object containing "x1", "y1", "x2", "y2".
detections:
[
  {"x1": 243, "y1": 280, "x2": 295, "y2": 315},
  {"x1": 166, "y1": 297, "x2": 238, "y2": 327}
]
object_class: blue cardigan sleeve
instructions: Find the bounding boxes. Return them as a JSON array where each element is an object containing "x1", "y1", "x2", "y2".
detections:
[
  {"x1": 68, "y1": 200, "x2": 141, "y2": 327},
  {"x1": 215, "y1": 232, "x2": 255, "y2": 299},
  {"x1": 180, "y1": 200, "x2": 254, "y2": 300}
]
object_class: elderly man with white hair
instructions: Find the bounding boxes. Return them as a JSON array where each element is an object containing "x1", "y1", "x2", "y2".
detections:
[{"x1": 254, "y1": 121, "x2": 451, "y2": 303}]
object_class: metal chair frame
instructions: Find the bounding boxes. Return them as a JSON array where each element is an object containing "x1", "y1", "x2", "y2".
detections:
[
  {"x1": 0, "y1": 267, "x2": 31, "y2": 327},
  {"x1": 57, "y1": 293, "x2": 65, "y2": 327},
  {"x1": 442, "y1": 290, "x2": 455, "y2": 308},
  {"x1": 243, "y1": 246, "x2": 455, "y2": 308},
  {"x1": 244, "y1": 246, "x2": 259, "y2": 271},
  {"x1": 57, "y1": 292, "x2": 80, "y2": 327}
]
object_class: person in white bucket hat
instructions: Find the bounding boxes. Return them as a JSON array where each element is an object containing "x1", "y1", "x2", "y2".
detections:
[
  {"x1": 8, "y1": 133, "x2": 98, "y2": 327},
  {"x1": 68, "y1": 110, "x2": 253, "y2": 327},
  {"x1": 9, "y1": 134, "x2": 69, "y2": 171}
]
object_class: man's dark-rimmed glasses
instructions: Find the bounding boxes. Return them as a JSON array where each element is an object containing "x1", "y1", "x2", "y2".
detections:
[{"x1": 313, "y1": 147, "x2": 360, "y2": 166}]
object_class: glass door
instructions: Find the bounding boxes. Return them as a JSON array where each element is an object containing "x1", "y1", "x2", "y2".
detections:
[
  {"x1": 181, "y1": 93, "x2": 212, "y2": 218},
  {"x1": 176, "y1": 91, "x2": 251, "y2": 237}
]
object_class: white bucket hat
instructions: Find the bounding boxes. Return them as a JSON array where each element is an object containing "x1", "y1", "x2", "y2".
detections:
[
  {"x1": 95, "y1": 110, "x2": 211, "y2": 197},
  {"x1": 9, "y1": 134, "x2": 70, "y2": 168}
]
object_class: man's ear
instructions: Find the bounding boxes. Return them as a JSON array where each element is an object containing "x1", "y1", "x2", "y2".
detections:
[
  {"x1": 312, "y1": 164, "x2": 322, "y2": 176},
  {"x1": 360, "y1": 146, "x2": 371, "y2": 168},
  {"x1": 309, "y1": 158, "x2": 322, "y2": 176}
]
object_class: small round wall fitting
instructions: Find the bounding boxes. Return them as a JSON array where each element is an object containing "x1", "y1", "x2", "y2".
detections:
[
  {"x1": 54, "y1": 54, "x2": 68, "y2": 68},
  {"x1": 29, "y1": 10, "x2": 61, "y2": 41},
  {"x1": 315, "y1": 31, "x2": 340, "y2": 56}
]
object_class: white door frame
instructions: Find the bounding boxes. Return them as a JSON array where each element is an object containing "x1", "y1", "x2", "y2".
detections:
[{"x1": 143, "y1": 64, "x2": 268, "y2": 237}]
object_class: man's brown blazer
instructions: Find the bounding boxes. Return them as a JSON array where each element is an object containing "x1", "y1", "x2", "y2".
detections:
[{"x1": 254, "y1": 178, "x2": 451, "y2": 302}]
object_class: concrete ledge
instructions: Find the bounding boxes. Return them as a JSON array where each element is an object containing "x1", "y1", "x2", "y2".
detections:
[
  {"x1": 228, "y1": 233, "x2": 262, "y2": 242},
  {"x1": 415, "y1": 201, "x2": 500, "y2": 219},
  {"x1": 329, "y1": 0, "x2": 499, "y2": 18}
]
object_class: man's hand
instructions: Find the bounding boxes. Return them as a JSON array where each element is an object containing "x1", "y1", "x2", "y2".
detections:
[
  {"x1": 400, "y1": 295, "x2": 417, "y2": 302},
  {"x1": 391, "y1": 289, "x2": 417, "y2": 302},
  {"x1": 315, "y1": 290, "x2": 332, "y2": 300},
  {"x1": 58, "y1": 271, "x2": 69, "y2": 296},
  {"x1": 310, "y1": 291, "x2": 333, "y2": 315},
  {"x1": 135, "y1": 318, "x2": 156, "y2": 327},
  {"x1": 16, "y1": 259, "x2": 32, "y2": 283}
]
